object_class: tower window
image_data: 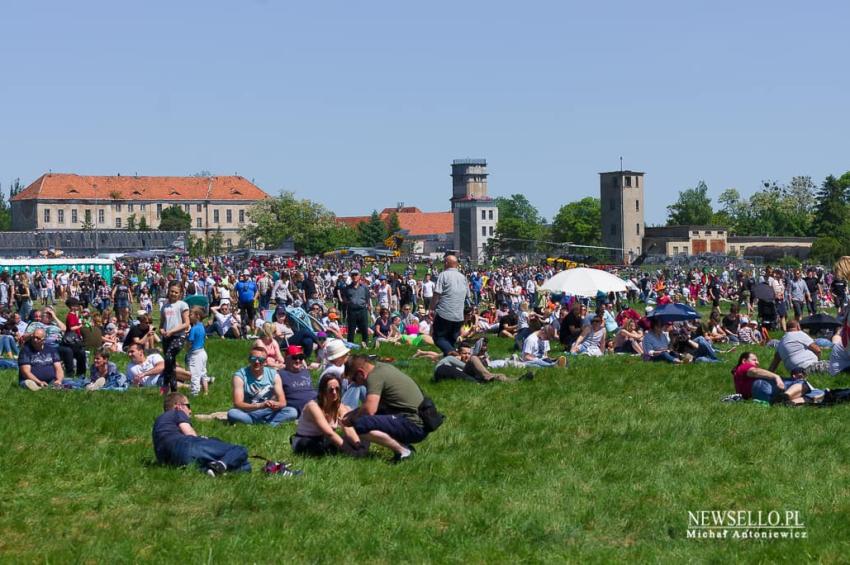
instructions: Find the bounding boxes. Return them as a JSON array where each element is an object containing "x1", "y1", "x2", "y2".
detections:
[
  {"x1": 636, "y1": 200, "x2": 640, "y2": 212},
  {"x1": 489, "y1": 226, "x2": 494, "y2": 236},
  {"x1": 481, "y1": 210, "x2": 486, "y2": 220},
  {"x1": 44, "y1": 208, "x2": 50, "y2": 223},
  {"x1": 625, "y1": 176, "x2": 632, "y2": 188},
  {"x1": 636, "y1": 223, "x2": 640, "y2": 235},
  {"x1": 482, "y1": 226, "x2": 487, "y2": 236}
]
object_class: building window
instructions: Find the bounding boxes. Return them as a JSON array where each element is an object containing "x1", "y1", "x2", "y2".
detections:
[
  {"x1": 98, "y1": 209, "x2": 105, "y2": 224},
  {"x1": 488, "y1": 210, "x2": 493, "y2": 220},
  {"x1": 636, "y1": 223, "x2": 640, "y2": 235},
  {"x1": 489, "y1": 226, "x2": 494, "y2": 236},
  {"x1": 239, "y1": 210, "x2": 245, "y2": 224},
  {"x1": 128, "y1": 203, "x2": 134, "y2": 212},
  {"x1": 140, "y1": 204, "x2": 146, "y2": 211},
  {"x1": 84, "y1": 210, "x2": 91, "y2": 223},
  {"x1": 184, "y1": 204, "x2": 189, "y2": 213},
  {"x1": 196, "y1": 217, "x2": 202, "y2": 228},
  {"x1": 196, "y1": 204, "x2": 202, "y2": 212},
  {"x1": 481, "y1": 210, "x2": 486, "y2": 220},
  {"x1": 115, "y1": 217, "x2": 122, "y2": 228},
  {"x1": 226, "y1": 210, "x2": 232, "y2": 223},
  {"x1": 57, "y1": 209, "x2": 64, "y2": 224},
  {"x1": 610, "y1": 224, "x2": 616, "y2": 235},
  {"x1": 636, "y1": 200, "x2": 640, "y2": 212},
  {"x1": 156, "y1": 203, "x2": 162, "y2": 219},
  {"x1": 625, "y1": 176, "x2": 632, "y2": 188},
  {"x1": 482, "y1": 226, "x2": 487, "y2": 236},
  {"x1": 71, "y1": 209, "x2": 78, "y2": 224},
  {"x1": 225, "y1": 239, "x2": 232, "y2": 248},
  {"x1": 43, "y1": 208, "x2": 50, "y2": 223},
  {"x1": 705, "y1": 230, "x2": 712, "y2": 236},
  {"x1": 673, "y1": 246, "x2": 679, "y2": 254},
  {"x1": 213, "y1": 210, "x2": 220, "y2": 224},
  {"x1": 115, "y1": 203, "x2": 122, "y2": 212},
  {"x1": 692, "y1": 231, "x2": 699, "y2": 236}
]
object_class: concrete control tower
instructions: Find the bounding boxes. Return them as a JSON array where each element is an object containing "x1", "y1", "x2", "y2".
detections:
[
  {"x1": 451, "y1": 159, "x2": 497, "y2": 262},
  {"x1": 600, "y1": 170, "x2": 645, "y2": 263}
]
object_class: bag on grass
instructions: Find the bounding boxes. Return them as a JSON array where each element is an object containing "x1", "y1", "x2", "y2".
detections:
[
  {"x1": 61, "y1": 330, "x2": 82, "y2": 347},
  {"x1": 417, "y1": 395, "x2": 444, "y2": 433}
]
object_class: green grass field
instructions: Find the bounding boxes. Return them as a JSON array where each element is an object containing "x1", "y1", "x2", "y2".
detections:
[{"x1": 2, "y1": 321, "x2": 849, "y2": 562}]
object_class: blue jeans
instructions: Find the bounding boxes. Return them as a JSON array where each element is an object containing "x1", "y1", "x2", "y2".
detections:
[
  {"x1": 342, "y1": 381, "x2": 366, "y2": 408},
  {"x1": 168, "y1": 436, "x2": 251, "y2": 473},
  {"x1": 650, "y1": 352, "x2": 679, "y2": 363},
  {"x1": 227, "y1": 406, "x2": 297, "y2": 426},
  {"x1": 0, "y1": 359, "x2": 18, "y2": 370},
  {"x1": 524, "y1": 358, "x2": 557, "y2": 368},
  {"x1": 0, "y1": 335, "x2": 19, "y2": 356},
  {"x1": 18, "y1": 300, "x2": 33, "y2": 322},
  {"x1": 693, "y1": 336, "x2": 720, "y2": 363},
  {"x1": 433, "y1": 315, "x2": 462, "y2": 355},
  {"x1": 751, "y1": 379, "x2": 807, "y2": 403}
]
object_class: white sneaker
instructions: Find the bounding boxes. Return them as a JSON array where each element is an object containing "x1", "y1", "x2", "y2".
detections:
[
  {"x1": 86, "y1": 377, "x2": 106, "y2": 391},
  {"x1": 23, "y1": 380, "x2": 41, "y2": 392}
]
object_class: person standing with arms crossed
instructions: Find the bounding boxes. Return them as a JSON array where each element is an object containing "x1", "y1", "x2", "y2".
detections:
[
  {"x1": 343, "y1": 269, "x2": 371, "y2": 347},
  {"x1": 429, "y1": 254, "x2": 469, "y2": 355}
]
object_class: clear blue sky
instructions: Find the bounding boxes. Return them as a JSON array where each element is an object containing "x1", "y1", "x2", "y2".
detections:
[{"x1": 2, "y1": 1, "x2": 848, "y2": 225}]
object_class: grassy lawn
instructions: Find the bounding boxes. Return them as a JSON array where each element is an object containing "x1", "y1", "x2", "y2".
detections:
[{"x1": 2, "y1": 312, "x2": 849, "y2": 562}]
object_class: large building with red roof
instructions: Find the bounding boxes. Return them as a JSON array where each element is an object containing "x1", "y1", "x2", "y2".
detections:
[
  {"x1": 336, "y1": 206, "x2": 455, "y2": 254},
  {"x1": 10, "y1": 173, "x2": 270, "y2": 249}
]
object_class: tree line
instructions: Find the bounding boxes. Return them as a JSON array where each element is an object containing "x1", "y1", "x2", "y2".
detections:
[{"x1": 665, "y1": 172, "x2": 850, "y2": 262}]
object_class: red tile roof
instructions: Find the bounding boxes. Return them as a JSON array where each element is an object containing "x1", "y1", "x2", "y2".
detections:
[
  {"x1": 10, "y1": 173, "x2": 271, "y2": 202},
  {"x1": 337, "y1": 210, "x2": 454, "y2": 237}
]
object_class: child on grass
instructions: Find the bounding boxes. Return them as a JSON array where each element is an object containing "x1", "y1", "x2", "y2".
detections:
[{"x1": 186, "y1": 307, "x2": 209, "y2": 396}]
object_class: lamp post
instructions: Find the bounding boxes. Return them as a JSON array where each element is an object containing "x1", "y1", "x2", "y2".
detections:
[{"x1": 93, "y1": 182, "x2": 98, "y2": 256}]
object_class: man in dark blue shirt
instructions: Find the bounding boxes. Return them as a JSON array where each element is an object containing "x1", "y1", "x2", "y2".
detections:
[
  {"x1": 18, "y1": 328, "x2": 64, "y2": 391},
  {"x1": 278, "y1": 346, "x2": 318, "y2": 416},
  {"x1": 153, "y1": 392, "x2": 251, "y2": 475}
]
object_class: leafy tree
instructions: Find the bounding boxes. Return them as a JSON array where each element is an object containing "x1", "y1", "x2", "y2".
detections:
[
  {"x1": 666, "y1": 181, "x2": 714, "y2": 225},
  {"x1": 81, "y1": 218, "x2": 94, "y2": 231},
  {"x1": 386, "y1": 212, "x2": 401, "y2": 238},
  {"x1": 158, "y1": 206, "x2": 192, "y2": 231},
  {"x1": 493, "y1": 194, "x2": 546, "y2": 252},
  {"x1": 550, "y1": 197, "x2": 601, "y2": 246},
  {"x1": 0, "y1": 184, "x2": 11, "y2": 231},
  {"x1": 357, "y1": 210, "x2": 387, "y2": 247},
  {"x1": 243, "y1": 191, "x2": 355, "y2": 254},
  {"x1": 813, "y1": 175, "x2": 848, "y2": 237},
  {"x1": 125, "y1": 214, "x2": 137, "y2": 231},
  {"x1": 207, "y1": 228, "x2": 225, "y2": 256},
  {"x1": 810, "y1": 236, "x2": 844, "y2": 264},
  {"x1": 138, "y1": 216, "x2": 150, "y2": 231}
]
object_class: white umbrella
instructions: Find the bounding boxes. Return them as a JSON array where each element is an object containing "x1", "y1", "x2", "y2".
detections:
[{"x1": 540, "y1": 267, "x2": 628, "y2": 297}]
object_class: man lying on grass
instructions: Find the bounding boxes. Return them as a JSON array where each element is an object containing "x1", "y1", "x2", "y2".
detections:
[{"x1": 153, "y1": 392, "x2": 251, "y2": 476}]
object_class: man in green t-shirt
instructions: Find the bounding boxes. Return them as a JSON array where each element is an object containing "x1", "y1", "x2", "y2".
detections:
[{"x1": 341, "y1": 355, "x2": 426, "y2": 462}]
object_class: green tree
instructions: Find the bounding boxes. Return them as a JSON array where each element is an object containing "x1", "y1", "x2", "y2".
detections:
[
  {"x1": 158, "y1": 206, "x2": 192, "y2": 231},
  {"x1": 493, "y1": 194, "x2": 546, "y2": 252},
  {"x1": 138, "y1": 216, "x2": 150, "y2": 231},
  {"x1": 357, "y1": 210, "x2": 387, "y2": 247},
  {"x1": 666, "y1": 181, "x2": 714, "y2": 225},
  {"x1": 125, "y1": 213, "x2": 137, "y2": 231},
  {"x1": 386, "y1": 212, "x2": 401, "y2": 238},
  {"x1": 813, "y1": 175, "x2": 849, "y2": 237},
  {"x1": 550, "y1": 197, "x2": 601, "y2": 246},
  {"x1": 0, "y1": 184, "x2": 11, "y2": 231},
  {"x1": 810, "y1": 236, "x2": 844, "y2": 264},
  {"x1": 243, "y1": 191, "x2": 353, "y2": 254},
  {"x1": 206, "y1": 228, "x2": 225, "y2": 256}
]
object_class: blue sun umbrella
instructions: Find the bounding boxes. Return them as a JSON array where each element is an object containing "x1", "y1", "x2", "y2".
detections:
[{"x1": 647, "y1": 303, "x2": 701, "y2": 322}]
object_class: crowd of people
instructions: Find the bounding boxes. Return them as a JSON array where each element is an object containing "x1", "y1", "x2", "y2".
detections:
[{"x1": 6, "y1": 252, "x2": 850, "y2": 475}]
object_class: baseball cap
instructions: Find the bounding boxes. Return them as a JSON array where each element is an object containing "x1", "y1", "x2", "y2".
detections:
[
  {"x1": 315, "y1": 331, "x2": 328, "y2": 340},
  {"x1": 285, "y1": 345, "x2": 304, "y2": 357},
  {"x1": 242, "y1": 269, "x2": 251, "y2": 276},
  {"x1": 350, "y1": 269, "x2": 360, "y2": 275}
]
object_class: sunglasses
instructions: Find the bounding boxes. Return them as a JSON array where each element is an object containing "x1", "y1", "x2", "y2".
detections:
[{"x1": 248, "y1": 355, "x2": 267, "y2": 364}]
